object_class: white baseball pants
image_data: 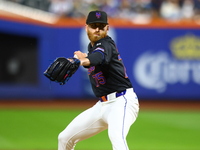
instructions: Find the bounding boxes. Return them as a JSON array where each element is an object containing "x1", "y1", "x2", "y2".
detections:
[{"x1": 58, "y1": 88, "x2": 139, "y2": 150}]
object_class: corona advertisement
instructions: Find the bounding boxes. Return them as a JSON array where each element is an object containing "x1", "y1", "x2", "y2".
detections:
[{"x1": 131, "y1": 33, "x2": 200, "y2": 99}]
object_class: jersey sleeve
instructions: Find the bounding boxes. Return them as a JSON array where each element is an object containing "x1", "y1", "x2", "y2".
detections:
[
  {"x1": 87, "y1": 46, "x2": 105, "y2": 66},
  {"x1": 86, "y1": 37, "x2": 115, "y2": 66}
]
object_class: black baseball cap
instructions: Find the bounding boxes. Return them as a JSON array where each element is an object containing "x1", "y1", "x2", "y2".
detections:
[{"x1": 86, "y1": 10, "x2": 108, "y2": 24}]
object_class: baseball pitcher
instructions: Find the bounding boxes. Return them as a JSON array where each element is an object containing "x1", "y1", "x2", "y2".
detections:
[{"x1": 44, "y1": 10, "x2": 139, "y2": 150}]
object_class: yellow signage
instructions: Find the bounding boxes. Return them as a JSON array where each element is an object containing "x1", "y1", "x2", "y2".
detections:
[{"x1": 170, "y1": 34, "x2": 200, "y2": 60}]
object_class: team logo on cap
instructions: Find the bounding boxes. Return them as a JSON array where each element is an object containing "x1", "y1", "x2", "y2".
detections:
[{"x1": 96, "y1": 12, "x2": 101, "y2": 19}]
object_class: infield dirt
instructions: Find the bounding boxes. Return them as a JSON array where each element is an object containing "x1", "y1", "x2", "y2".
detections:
[{"x1": 0, "y1": 99, "x2": 199, "y2": 111}]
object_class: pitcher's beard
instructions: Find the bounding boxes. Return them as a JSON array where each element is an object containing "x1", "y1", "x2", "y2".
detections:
[{"x1": 87, "y1": 32, "x2": 107, "y2": 45}]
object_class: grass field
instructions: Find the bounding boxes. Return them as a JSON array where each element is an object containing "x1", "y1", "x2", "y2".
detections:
[{"x1": 0, "y1": 102, "x2": 200, "y2": 150}]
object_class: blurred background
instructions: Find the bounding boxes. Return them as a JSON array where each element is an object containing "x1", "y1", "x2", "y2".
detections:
[
  {"x1": 0, "y1": 0, "x2": 200, "y2": 150},
  {"x1": 0, "y1": 0, "x2": 200, "y2": 100}
]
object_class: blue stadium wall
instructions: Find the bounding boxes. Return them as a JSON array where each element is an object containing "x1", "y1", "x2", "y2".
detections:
[{"x1": 0, "y1": 19, "x2": 200, "y2": 100}]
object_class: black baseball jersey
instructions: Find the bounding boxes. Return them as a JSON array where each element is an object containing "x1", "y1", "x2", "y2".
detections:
[{"x1": 86, "y1": 36, "x2": 133, "y2": 97}]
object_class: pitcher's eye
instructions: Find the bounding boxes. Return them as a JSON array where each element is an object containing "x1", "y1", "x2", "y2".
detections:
[{"x1": 89, "y1": 24, "x2": 106, "y2": 30}]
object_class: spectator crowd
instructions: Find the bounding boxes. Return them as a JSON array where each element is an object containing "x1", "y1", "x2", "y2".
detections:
[{"x1": 5, "y1": 0, "x2": 200, "y2": 22}]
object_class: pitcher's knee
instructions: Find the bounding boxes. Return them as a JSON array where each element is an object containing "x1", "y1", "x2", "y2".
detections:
[
  {"x1": 58, "y1": 132, "x2": 75, "y2": 150},
  {"x1": 58, "y1": 132, "x2": 65, "y2": 141}
]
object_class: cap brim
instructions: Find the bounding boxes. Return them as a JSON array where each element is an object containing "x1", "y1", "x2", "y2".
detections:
[{"x1": 87, "y1": 21, "x2": 108, "y2": 24}]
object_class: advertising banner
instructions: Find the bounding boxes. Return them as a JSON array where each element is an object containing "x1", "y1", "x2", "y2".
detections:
[
  {"x1": 117, "y1": 29, "x2": 200, "y2": 99},
  {"x1": 0, "y1": 19, "x2": 200, "y2": 100}
]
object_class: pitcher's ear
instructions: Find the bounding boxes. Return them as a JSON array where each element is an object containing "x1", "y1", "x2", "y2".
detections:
[{"x1": 85, "y1": 24, "x2": 88, "y2": 32}]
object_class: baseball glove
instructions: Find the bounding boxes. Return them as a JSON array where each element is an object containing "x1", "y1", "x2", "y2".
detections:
[{"x1": 44, "y1": 57, "x2": 80, "y2": 85}]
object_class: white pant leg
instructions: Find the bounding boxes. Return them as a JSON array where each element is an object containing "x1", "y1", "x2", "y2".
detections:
[
  {"x1": 58, "y1": 102, "x2": 107, "y2": 150},
  {"x1": 106, "y1": 91, "x2": 139, "y2": 150}
]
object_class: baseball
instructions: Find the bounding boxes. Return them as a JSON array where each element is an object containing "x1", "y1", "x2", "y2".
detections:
[{"x1": 74, "y1": 54, "x2": 78, "y2": 58}]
